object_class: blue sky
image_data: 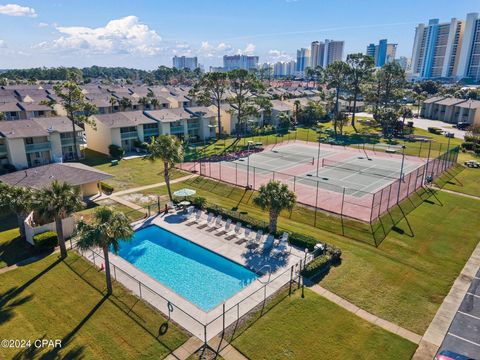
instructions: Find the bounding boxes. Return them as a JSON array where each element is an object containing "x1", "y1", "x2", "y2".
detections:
[{"x1": 0, "y1": 0, "x2": 478, "y2": 69}]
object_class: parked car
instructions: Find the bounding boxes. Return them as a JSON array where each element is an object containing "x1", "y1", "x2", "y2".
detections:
[{"x1": 435, "y1": 350, "x2": 474, "y2": 360}]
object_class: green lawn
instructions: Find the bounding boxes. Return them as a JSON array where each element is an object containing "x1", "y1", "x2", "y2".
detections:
[
  {"x1": 440, "y1": 166, "x2": 480, "y2": 197},
  {"x1": 81, "y1": 149, "x2": 186, "y2": 191},
  {"x1": 138, "y1": 177, "x2": 480, "y2": 334},
  {"x1": 0, "y1": 252, "x2": 188, "y2": 359},
  {"x1": 76, "y1": 198, "x2": 147, "y2": 223},
  {"x1": 232, "y1": 289, "x2": 417, "y2": 360},
  {"x1": 0, "y1": 213, "x2": 33, "y2": 269}
]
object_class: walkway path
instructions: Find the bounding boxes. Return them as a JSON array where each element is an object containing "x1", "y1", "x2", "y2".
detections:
[
  {"x1": 435, "y1": 187, "x2": 480, "y2": 201},
  {"x1": 0, "y1": 249, "x2": 60, "y2": 275},
  {"x1": 309, "y1": 284, "x2": 422, "y2": 344},
  {"x1": 113, "y1": 174, "x2": 197, "y2": 196},
  {"x1": 413, "y1": 241, "x2": 480, "y2": 359}
]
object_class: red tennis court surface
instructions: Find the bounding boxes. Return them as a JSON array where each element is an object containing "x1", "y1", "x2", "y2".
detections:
[{"x1": 179, "y1": 140, "x2": 458, "y2": 223}]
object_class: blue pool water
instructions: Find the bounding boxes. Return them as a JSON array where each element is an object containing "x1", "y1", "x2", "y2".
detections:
[{"x1": 115, "y1": 225, "x2": 258, "y2": 311}]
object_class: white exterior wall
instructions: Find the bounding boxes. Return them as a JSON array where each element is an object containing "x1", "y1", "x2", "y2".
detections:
[
  {"x1": 457, "y1": 13, "x2": 479, "y2": 77},
  {"x1": 49, "y1": 132, "x2": 63, "y2": 162},
  {"x1": 85, "y1": 119, "x2": 113, "y2": 155},
  {"x1": 81, "y1": 182, "x2": 100, "y2": 197},
  {"x1": 24, "y1": 212, "x2": 75, "y2": 246},
  {"x1": 6, "y1": 138, "x2": 28, "y2": 169}
]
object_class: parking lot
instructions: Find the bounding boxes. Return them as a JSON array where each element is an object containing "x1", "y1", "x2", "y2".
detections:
[{"x1": 437, "y1": 268, "x2": 480, "y2": 359}]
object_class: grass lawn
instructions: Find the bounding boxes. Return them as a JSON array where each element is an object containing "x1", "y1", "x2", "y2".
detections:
[
  {"x1": 76, "y1": 199, "x2": 147, "y2": 223},
  {"x1": 0, "y1": 213, "x2": 33, "y2": 269},
  {"x1": 81, "y1": 149, "x2": 186, "y2": 191},
  {"x1": 0, "y1": 252, "x2": 188, "y2": 359},
  {"x1": 232, "y1": 289, "x2": 417, "y2": 360},
  {"x1": 139, "y1": 176, "x2": 480, "y2": 334},
  {"x1": 437, "y1": 166, "x2": 480, "y2": 197}
]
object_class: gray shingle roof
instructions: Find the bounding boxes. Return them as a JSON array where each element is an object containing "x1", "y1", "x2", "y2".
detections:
[
  {"x1": 92, "y1": 111, "x2": 156, "y2": 128},
  {"x1": 0, "y1": 162, "x2": 112, "y2": 189}
]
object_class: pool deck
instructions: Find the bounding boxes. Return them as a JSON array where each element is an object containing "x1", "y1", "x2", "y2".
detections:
[{"x1": 81, "y1": 210, "x2": 304, "y2": 342}]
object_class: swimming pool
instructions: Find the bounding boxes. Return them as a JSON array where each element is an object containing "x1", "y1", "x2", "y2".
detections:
[{"x1": 115, "y1": 225, "x2": 258, "y2": 311}]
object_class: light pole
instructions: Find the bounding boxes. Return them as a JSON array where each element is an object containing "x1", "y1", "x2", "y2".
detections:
[
  {"x1": 396, "y1": 145, "x2": 406, "y2": 204},
  {"x1": 316, "y1": 131, "x2": 322, "y2": 177},
  {"x1": 246, "y1": 140, "x2": 254, "y2": 189}
]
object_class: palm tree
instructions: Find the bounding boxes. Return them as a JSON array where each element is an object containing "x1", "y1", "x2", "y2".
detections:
[
  {"x1": 150, "y1": 98, "x2": 160, "y2": 110},
  {"x1": 76, "y1": 206, "x2": 134, "y2": 295},
  {"x1": 253, "y1": 180, "x2": 296, "y2": 233},
  {"x1": 109, "y1": 97, "x2": 117, "y2": 112},
  {"x1": 145, "y1": 135, "x2": 184, "y2": 201},
  {"x1": 0, "y1": 183, "x2": 33, "y2": 239},
  {"x1": 33, "y1": 180, "x2": 84, "y2": 259}
]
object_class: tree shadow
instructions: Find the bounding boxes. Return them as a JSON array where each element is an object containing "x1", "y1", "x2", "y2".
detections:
[{"x1": 12, "y1": 335, "x2": 86, "y2": 360}]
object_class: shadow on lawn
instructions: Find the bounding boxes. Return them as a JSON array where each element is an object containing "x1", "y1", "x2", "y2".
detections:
[{"x1": 63, "y1": 255, "x2": 183, "y2": 355}]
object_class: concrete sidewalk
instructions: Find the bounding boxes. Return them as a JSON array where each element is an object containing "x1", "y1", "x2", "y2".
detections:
[{"x1": 413, "y1": 241, "x2": 480, "y2": 359}]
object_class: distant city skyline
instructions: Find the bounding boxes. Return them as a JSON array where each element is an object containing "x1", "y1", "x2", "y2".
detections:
[{"x1": 0, "y1": 0, "x2": 478, "y2": 69}]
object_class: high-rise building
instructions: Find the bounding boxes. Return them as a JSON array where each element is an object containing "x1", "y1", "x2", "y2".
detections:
[
  {"x1": 172, "y1": 56, "x2": 198, "y2": 70},
  {"x1": 457, "y1": 12, "x2": 480, "y2": 81},
  {"x1": 366, "y1": 39, "x2": 397, "y2": 67},
  {"x1": 396, "y1": 56, "x2": 409, "y2": 71},
  {"x1": 286, "y1": 60, "x2": 297, "y2": 77},
  {"x1": 310, "y1": 41, "x2": 325, "y2": 68},
  {"x1": 296, "y1": 48, "x2": 311, "y2": 74},
  {"x1": 322, "y1": 40, "x2": 344, "y2": 67},
  {"x1": 222, "y1": 55, "x2": 259, "y2": 71},
  {"x1": 411, "y1": 17, "x2": 464, "y2": 79},
  {"x1": 273, "y1": 61, "x2": 297, "y2": 77}
]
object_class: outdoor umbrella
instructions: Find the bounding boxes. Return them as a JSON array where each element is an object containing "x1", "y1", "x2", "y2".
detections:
[{"x1": 173, "y1": 188, "x2": 196, "y2": 199}]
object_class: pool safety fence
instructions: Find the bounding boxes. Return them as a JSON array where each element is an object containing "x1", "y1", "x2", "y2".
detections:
[{"x1": 75, "y1": 244, "x2": 313, "y2": 344}]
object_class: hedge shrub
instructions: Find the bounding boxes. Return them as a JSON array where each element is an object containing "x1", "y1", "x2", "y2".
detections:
[
  {"x1": 191, "y1": 196, "x2": 207, "y2": 209},
  {"x1": 108, "y1": 144, "x2": 125, "y2": 159},
  {"x1": 33, "y1": 231, "x2": 58, "y2": 251},
  {"x1": 100, "y1": 182, "x2": 114, "y2": 195},
  {"x1": 427, "y1": 127, "x2": 442, "y2": 135},
  {"x1": 461, "y1": 142, "x2": 475, "y2": 151},
  {"x1": 301, "y1": 254, "x2": 331, "y2": 278},
  {"x1": 205, "y1": 204, "x2": 269, "y2": 232},
  {"x1": 287, "y1": 232, "x2": 319, "y2": 251}
]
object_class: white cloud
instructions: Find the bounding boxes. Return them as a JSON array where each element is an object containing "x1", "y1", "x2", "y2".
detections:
[
  {"x1": 199, "y1": 41, "x2": 256, "y2": 58},
  {"x1": 0, "y1": 3, "x2": 37, "y2": 17},
  {"x1": 36, "y1": 16, "x2": 162, "y2": 56},
  {"x1": 266, "y1": 49, "x2": 293, "y2": 62},
  {"x1": 37, "y1": 22, "x2": 49, "y2": 28},
  {"x1": 237, "y1": 43, "x2": 255, "y2": 55},
  {"x1": 0, "y1": 39, "x2": 6, "y2": 48}
]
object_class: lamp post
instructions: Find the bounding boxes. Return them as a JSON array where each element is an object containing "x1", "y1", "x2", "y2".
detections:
[
  {"x1": 396, "y1": 145, "x2": 406, "y2": 204},
  {"x1": 246, "y1": 140, "x2": 254, "y2": 189},
  {"x1": 316, "y1": 134, "x2": 322, "y2": 177}
]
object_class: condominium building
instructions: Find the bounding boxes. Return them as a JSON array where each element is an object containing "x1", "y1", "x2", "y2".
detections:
[
  {"x1": 273, "y1": 61, "x2": 297, "y2": 77},
  {"x1": 296, "y1": 48, "x2": 311, "y2": 74},
  {"x1": 223, "y1": 55, "x2": 259, "y2": 71},
  {"x1": 457, "y1": 12, "x2": 480, "y2": 81},
  {"x1": 322, "y1": 40, "x2": 344, "y2": 67},
  {"x1": 366, "y1": 39, "x2": 397, "y2": 67},
  {"x1": 310, "y1": 41, "x2": 325, "y2": 68},
  {"x1": 411, "y1": 17, "x2": 464, "y2": 79},
  {"x1": 172, "y1": 56, "x2": 198, "y2": 71}
]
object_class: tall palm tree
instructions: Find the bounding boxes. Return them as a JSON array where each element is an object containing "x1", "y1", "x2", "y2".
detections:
[
  {"x1": 109, "y1": 97, "x2": 117, "y2": 112},
  {"x1": 0, "y1": 183, "x2": 33, "y2": 239},
  {"x1": 293, "y1": 99, "x2": 301, "y2": 126},
  {"x1": 76, "y1": 206, "x2": 134, "y2": 295},
  {"x1": 145, "y1": 135, "x2": 184, "y2": 201},
  {"x1": 253, "y1": 180, "x2": 296, "y2": 234},
  {"x1": 33, "y1": 180, "x2": 84, "y2": 258}
]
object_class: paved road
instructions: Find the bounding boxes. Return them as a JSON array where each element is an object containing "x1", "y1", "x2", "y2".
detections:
[
  {"x1": 355, "y1": 112, "x2": 466, "y2": 140},
  {"x1": 437, "y1": 267, "x2": 480, "y2": 359}
]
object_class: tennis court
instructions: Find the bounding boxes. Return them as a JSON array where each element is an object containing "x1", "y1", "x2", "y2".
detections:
[{"x1": 179, "y1": 140, "x2": 458, "y2": 222}]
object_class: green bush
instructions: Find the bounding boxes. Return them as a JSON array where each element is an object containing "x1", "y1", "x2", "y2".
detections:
[
  {"x1": 461, "y1": 142, "x2": 475, "y2": 151},
  {"x1": 100, "y1": 182, "x2": 114, "y2": 195},
  {"x1": 325, "y1": 244, "x2": 342, "y2": 264},
  {"x1": 427, "y1": 127, "x2": 442, "y2": 135},
  {"x1": 191, "y1": 196, "x2": 207, "y2": 209},
  {"x1": 33, "y1": 231, "x2": 58, "y2": 251},
  {"x1": 205, "y1": 204, "x2": 269, "y2": 232},
  {"x1": 287, "y1": 232, "x2": 319, "y2": 251},
  {"x1": 108, "y1": 144, "x2": 125, "y2": 159},
  {"x1": 301, "y1": 254, "x2": 331, "y2": 278}
]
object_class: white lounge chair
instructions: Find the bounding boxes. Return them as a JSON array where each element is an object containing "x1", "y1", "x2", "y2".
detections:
[
  {"x1": 225, "y1": 222, "x2": 242, "y2": 240},
  {"x1": 236, "y1": 228, "x2": 252, "y2": 244},
  {"x1": 197, "y1": 212, "x2": 214, "y2": 229},
  {"x1": 262, "y1": 234, "x2": 275, "y2": 252},
  {"x1": 206, "y1": 215, "x2": 223, "y2": 231},
  {"x1": 215, "y1": 219, "x2": 231, "y2": 236},
  {"x1": 248, "y1": 230, "x2": 263, "y2": 248},
  {"x1": 185, "y1": 209, "x2": 202, "y2": 226},
  {"x1": 275, "y1": 232, "x2": 289, "y2": 246},
  {"x1": 182, "y1": 206, "x2": 195, "y2": 220},
  {"x1": 271, "y1": 239, "x2": 290, "y2": 258}
]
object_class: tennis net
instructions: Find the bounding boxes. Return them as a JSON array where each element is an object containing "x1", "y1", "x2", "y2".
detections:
[
  {"x1": 322, "y1": 158, "x2": 401, "y2": 179},
  {"x1": 254, "y1": 150, "x2": 314, "y2": 165}
]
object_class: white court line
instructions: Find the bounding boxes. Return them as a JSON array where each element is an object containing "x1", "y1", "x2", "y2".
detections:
[
  {"x1": 447, "y1": 332, "x2": 480, "y2": 348},
  {"x1": 458, "y1": 311, "x2": 480, "y2": 321}
]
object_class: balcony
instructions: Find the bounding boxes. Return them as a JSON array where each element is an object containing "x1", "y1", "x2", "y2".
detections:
[
  {"x1": 120, "y1": 131, "x2": 138, "y2": 140},
  {"x1": 0, "y1": 144, "x2": 7, "y2": 155},
  {"x1": 170, "y1": 125, "x2": 185, "y2": 134},
  {"x1": 187, "y1": 122, "x2": 200, "y2": 130},
  {"x1": 61, "y1": 137, "x2": 86, "y2": 147},
  {"x1": 25, "y1": 142, "x2": 51, "y2": 153},
  {"x1": 143, "y1": 128, "x2": 159, "y2": 137}
]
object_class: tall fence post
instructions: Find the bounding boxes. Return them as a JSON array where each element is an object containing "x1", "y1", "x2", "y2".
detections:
[
  {"x1": 289, "y1": 266, "x2": 294, "y2": 295},
  {"x1": 222, "y1": 303, "x2": 226, "y2": 334},
  {"x1": 157, "y1": 196, "x2": 160, "y2": 214}
]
